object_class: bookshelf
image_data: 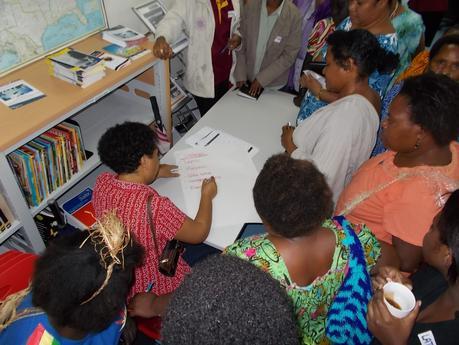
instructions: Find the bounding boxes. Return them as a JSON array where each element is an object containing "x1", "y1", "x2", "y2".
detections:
[{"x1": 0, "y1": 34, "x2": 171, "y2": 252}]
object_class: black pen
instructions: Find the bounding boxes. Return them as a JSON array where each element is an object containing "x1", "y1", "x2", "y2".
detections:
[{"x1": 205, "y1": 133, "x2": 220, "y2": 146}]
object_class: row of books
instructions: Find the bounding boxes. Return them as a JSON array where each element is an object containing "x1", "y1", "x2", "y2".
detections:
[
  {"x1": 7, "y1": 121, "x2": 88, "y2": 208},
  {"x1": 0, "y1": 194, "x2": 13, "y2": 233}
]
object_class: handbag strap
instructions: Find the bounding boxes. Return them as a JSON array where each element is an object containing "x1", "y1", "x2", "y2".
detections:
[{"x1": 146, "y1": 195, "x2": 160, "y2": 258}]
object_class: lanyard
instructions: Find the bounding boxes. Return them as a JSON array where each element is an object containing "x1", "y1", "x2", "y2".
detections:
[{"x1": 215, "y1": 0, "x2": 229, "y2": 24}]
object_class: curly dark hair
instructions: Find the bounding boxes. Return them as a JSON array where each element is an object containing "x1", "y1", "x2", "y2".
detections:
[
  {"x1": 162, "y1": 255, "x2": 299, "y2": 345},
  {"x1": 327, "y1": 29, "x2": 399, "y2": 78},
  {"x1": 32, "y1": 230, "x2": 143, "y2": 333},
  {"x1": 253, "y1": 154, "x2": 333, "y2": 238},
  {"x1": 399, "y1": 73, "x2": 459, "y2": 146},
  {"x1": 429, "y1": 34, "x2": 459, "y2": 61},
  {"x1": 438, "y1": 190, "x2": 459, "y2": 284},
  {"x1": 98, "y1": 122, "x2": 158, "y2": 174}
]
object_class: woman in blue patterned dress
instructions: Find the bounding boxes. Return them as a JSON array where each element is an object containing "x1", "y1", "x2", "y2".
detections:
[
  {"x1": 296, "y1": 0, "x2": 398, "y2": 124},
  {"x1": 371, "y1": 34, "x2": 459, "y2": 156},
  {"x1": 390, "y1": 0, "x2": 425, "y2": 87}
]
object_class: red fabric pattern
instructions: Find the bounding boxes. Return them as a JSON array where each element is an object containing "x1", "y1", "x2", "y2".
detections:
[{"x1": 93, "y1": 173, "x2": 189, "y2": 299}]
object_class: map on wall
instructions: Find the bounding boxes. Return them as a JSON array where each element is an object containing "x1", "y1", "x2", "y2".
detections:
[{"x1": 0, "y1": 0, "x2": 106, "y2": 76}]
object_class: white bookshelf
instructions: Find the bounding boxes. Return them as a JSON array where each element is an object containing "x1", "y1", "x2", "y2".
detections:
[{"x1": 0, "y1": 35, "x2": 171, "y2": 253}]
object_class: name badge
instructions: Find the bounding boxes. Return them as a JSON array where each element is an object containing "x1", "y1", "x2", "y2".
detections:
[
  {"x1": 274, "y1": 36, "x2": 282, "y2": 43},
  {"x1": 417, "y1": 331, "x2": 437, "y2": 345}
]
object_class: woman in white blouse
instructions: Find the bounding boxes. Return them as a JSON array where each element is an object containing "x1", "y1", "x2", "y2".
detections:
[{"x1": 281, "y1": 29, "x2": 398, "y2": 203}]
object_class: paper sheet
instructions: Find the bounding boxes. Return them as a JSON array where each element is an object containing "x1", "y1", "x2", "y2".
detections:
[
  {"x1": 185, "y1": 126, "x2": 259, "y2": 158},
  {"x1": 174, "y1": 147, "x2": 261, "y2": 227}
]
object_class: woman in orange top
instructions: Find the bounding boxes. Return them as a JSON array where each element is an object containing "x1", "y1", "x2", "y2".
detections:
[{"x1": 335, "y1": 73, "x2": 459, "y2": 273}]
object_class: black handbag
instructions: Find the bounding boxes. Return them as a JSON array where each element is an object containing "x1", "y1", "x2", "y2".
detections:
[{"x1": 146, "y1": 196, "x2": 184, "y2": 277}]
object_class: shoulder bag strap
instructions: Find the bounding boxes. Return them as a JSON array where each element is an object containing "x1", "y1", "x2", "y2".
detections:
[{"x1": 146, "y1": 195, "x2": 160, "y2": 258}]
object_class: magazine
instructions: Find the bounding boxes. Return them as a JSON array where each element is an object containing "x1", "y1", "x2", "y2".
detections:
[
  {"x1": 90, "y1": 50, "x2": 131, "y2": 70},
  {"x1": 0, "y1": 80, "x2": 45, "y2": 109},
  {"x1": 48, "y1": 48, "x2": 102, "y2": 71},
  {"x1": 133, "y1": 0, "x2": 189, "y2": 54},
  {"x1": 103, "y1": 44, "x2": 151, "y2": 60},
  {"x1": 102, "y1": 25, "x2": 147, "y2": 48},
  {"x1": 170, "y1": 78, "x2": 188, "y2": 111}
]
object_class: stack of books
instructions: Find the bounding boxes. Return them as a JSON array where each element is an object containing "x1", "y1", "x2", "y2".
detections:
[
  {"x1": 7, "y1": 121, "x2": 88, "y2": 208},
  {"x1": 100, "y1": 25, "x2": 151, "y2": 63},
  {"x1": 47, "y1": 48, "x2": 106, "y2": 88},
  {"x1": 102, "y1": 25, "x2": 147, "y2": 47}
]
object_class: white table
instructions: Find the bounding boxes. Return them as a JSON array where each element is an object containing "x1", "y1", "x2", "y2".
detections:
[{"x1": 153, "y1": 89, "x2": 298, "y2": 249}]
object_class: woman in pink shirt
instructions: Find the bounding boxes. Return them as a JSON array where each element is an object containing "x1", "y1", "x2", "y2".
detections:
[{"x1": 335, "y1": 73, "x2": 459, "y2": 273}]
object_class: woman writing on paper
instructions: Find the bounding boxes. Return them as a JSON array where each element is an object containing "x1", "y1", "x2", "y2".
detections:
[
  {"x1": 153, "y1": 0, "x2": 242, "y2": 116},
  {"x1": 92, "y1": 122, "x2": 217, "y2": 313}
]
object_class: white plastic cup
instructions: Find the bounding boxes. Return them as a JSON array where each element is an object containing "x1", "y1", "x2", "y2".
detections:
[{"x1": 383, "y1": 282, "x2": 416, "y2": 318}]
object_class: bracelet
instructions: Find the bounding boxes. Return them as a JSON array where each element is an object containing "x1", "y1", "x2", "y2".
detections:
[{"x1": 318, "y1": 88, "x2": 325, "y2": 101}]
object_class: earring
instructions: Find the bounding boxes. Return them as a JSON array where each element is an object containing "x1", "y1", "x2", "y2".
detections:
[{"x1": 414, "y1": 137, "x2": 420, "y2": 150}]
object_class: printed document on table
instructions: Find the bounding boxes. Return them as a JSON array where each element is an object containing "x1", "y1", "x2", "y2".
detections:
[
  {"x1": 185, "y1": 126, "x2": 259, "y2": 158},
  {"x1": 174, "y1": 147, "x2": 261, "y2": 227}
]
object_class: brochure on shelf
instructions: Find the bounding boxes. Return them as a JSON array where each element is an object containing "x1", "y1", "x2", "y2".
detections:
[
  {"x1": 103, "y1": 44, "x2": 151, "y2": 60},
  {"x1": 0, "y1": 80, "x2": 45, "y2": 109},
  {"x1": 102, "y1": 25, "x2": 147, "y2": 48},
  {"x1": 48, "y1": 48, "x2": 103, "y2": 72},
  {"x1": 90, "y1": 50, "x2": 131, "y2": 70}
]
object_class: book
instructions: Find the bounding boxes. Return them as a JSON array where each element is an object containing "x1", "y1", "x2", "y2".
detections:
[
  {"x1": 61, "y1": 188, "x2": 97, "y2": 229},
  {"x1": 50, "y1": 63, "x2": 105, "y2": 79},
  {"x1": 62, "y1": 120, "x2": 88, "y2": 165},
  {"x1": 170, "y1": 78, "x2": 188, "y2": 111},
  {"x1": 90, "y1": 50, "x2": 131, "y2": 71},
  {"x1": 0, "y1": 80, "x2": 45, "y2": 109},
  {"x1": 237, "y1": 82, "x2": 264, "y2": 101},
  {"x1": 48, "y1": 48, "x2": 103, "y2": 72},
  {"x1": 133, "y1": 0, "x2": 189, "y2": 54},
  {"x1": 102, "y1": 25, "x2": 147, "y2": 48},
  {"x1": 0, "y1": 194, "x2": 13, "y2": 232},
  {"x1": 103, "y1": 44, "x2": 151, "y2": 60}
]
